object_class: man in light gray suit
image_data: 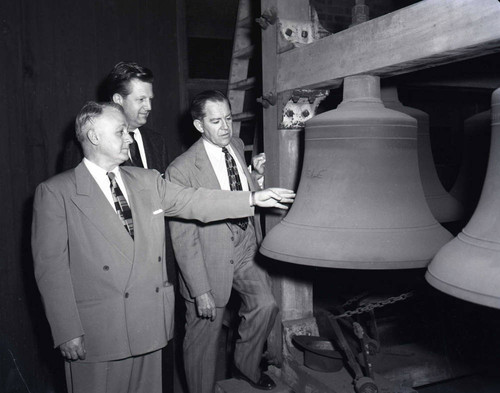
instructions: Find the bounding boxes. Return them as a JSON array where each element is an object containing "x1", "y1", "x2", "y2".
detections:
[
  {"x1": 167, "y1": 90, "x2": 278, "y2": 392},
  {"x1": 32, "y1": 101, "x2": 294, "y2": 393}
]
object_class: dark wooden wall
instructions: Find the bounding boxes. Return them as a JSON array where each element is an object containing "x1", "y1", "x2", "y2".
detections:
[{"x1": 0, "y1": 0, "x2": 184, "y2": 391}]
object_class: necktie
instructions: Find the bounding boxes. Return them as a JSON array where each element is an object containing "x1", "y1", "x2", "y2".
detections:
[
  {"x1": 107, "y1": 172, "x2": 134, "y2": 239},
  {"x1": 222, "y1": 147, "x2": 248, "y2": 230},
  {"x1": 128, "y1": 131, "x2": 144, "y2": 168}
]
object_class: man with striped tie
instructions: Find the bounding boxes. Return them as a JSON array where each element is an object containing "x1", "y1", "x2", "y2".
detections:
[
  {"x1": 167, "y1": 90, "x2": 278, "y2": 392},
  {"x1": 31, "y1": 101, "x2": 294, "y2": 393}
]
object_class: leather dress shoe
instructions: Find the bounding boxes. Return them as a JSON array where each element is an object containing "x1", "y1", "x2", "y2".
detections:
[{"x1": 233, "y1": 367, "x2": 276, "y2": 390}]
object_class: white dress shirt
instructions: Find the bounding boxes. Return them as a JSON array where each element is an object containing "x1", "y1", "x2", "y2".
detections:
[
  {"x1": 83, "y1": 158, "x2": 131, "y2": 208},
  {"x1": 202, "y1": 139, "x2": 249, "y2": 191}
]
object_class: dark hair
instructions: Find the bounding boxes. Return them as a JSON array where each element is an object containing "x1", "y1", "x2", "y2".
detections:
[
  {"x1": 105, "y1": 61, "x2": 154, "y2": 99},
  {"x1": 75, "y1": 101, "x2": 124, "y2": 143},
  {"x1": 190, "y1": 90, "x2": 231, "y2": 121}
]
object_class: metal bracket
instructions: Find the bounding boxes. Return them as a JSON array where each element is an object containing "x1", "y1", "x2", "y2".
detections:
[
  {"x1": 277, "y1": 8, "x2": 331, "y2": 53},
  {"x1": 256, "y1": 7, "x2": 277, "y2": 30},
  {"x1": 280, "y1": 89, "x2": 329, "y2": 129},
  {"x1": 256, "y1": 92, "x2": 277, "y2": 108}
]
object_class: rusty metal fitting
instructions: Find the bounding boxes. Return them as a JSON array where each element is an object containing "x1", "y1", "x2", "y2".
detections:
[
  {"x1": 256, "y1": 92, "x2": 277, "y2": 108},
  {"x1": 256, "y1": 8, "x2": 277, "y2": 30}
]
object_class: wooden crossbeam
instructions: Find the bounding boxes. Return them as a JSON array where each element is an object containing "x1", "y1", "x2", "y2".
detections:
[
  {"x1": 228, "y1": 76, "x2": 256, "y2": 91},
  {"x1": 232, "y1": 111, "x2": 255, "y2": 122},
  {"x1": 277, "y1": 0, "x2": 500, "y2": 92}
]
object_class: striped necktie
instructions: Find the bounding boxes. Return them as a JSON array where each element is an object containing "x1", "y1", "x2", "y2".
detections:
[
  {"x1": 107, "y1": 172, "x2": 134, "y2": 239},
  {"x1": 222, "y1": 147, "x2": 248, "y2": 230}
]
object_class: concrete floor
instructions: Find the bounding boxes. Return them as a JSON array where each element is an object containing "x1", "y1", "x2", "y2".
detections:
[{"x1": 417, "y1": 374, "x2": 500, "y2": 393}]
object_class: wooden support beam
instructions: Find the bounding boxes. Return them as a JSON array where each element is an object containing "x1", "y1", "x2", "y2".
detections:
[
  {"x1": 228, "y1": 76, "x2": 256, "y2": 91},
  {"x1": 277, "y1": 0, "x2": 500, "y2": 92},
  {"x1": 261, "y1": 0, "x2": 317, "y2": 367},
  {"x1": 233, "y1": 44, "x2": 254, "y2": 59},
  {"x1": 406, "y1": 75, "x2": 500, "y2": 90},
  {"x1": 232, "y1": 111, "x2": 255, "y2": 122}
]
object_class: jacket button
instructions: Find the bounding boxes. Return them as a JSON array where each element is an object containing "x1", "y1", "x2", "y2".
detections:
[
  {"x1": 156, "y1": 287, "x2": 159, "y2": 293},
  {"x1": 103, "y1": 265, "x2": 109, "y2": 271},
  {"x1": 125, "y1": 292, "x2": 129, "y2": 298},
  {"x1": 231, "y1": 237, "x2": 234, "y2": 241},
  {"x1": 158, "y1": 256, "x2": 162, "y2": 262},
  {"x1": 230, "y1": 260, "x2": 234, "y2": 264}
]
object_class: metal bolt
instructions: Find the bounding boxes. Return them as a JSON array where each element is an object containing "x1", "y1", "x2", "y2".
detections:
[
  {"x1": 285, "y1": 28, "x2": 293, "y2": 36},
  {"x1": 302, "y1": 110, "x2": 310, "y2": 117}
]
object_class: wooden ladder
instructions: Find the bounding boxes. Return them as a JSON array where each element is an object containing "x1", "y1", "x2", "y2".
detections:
[{"x1": 227, "y1": 0, "x2": 261, "y2": 158}]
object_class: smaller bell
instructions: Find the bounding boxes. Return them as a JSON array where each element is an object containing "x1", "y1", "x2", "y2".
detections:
[
  {"x1": 450, "y1": 110, "x2": 491, "y2": 220},
  {"x1": 381, "y1": 86, "x2": 463, "y2": 223},
  {"x1": 426, "y1": 87, "x2": 500, "y2": 309}
]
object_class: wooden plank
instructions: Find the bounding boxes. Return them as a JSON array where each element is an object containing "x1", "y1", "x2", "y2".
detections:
[
  {"x1": 261, "y1": 0, "x2": 316, "y2": 366},
  {"x1": 233, "y1": 44, "x2": 254, "y2": 59},
  {"x1": 232, "y1": 111, "x2": 255, "y2": 122},
  {"x1": 407, "y1": 75, "x2": 500, "y2": 90},
  {"x1": 277, "y1": 0, "x2": 500, "y2": 92},
  {"x1": 228, "y1": 76, "x2": 256, "y2": 91},
  {"x1": 228, "y1": 0, "x2": 253, "y2": 137}
]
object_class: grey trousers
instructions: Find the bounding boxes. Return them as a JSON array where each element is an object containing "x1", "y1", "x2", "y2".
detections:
[
  {"x1": 183, "y1": 228, "x2": 278, "y2": 393},
  {"x1": 65, "y1": 349, "x2": 162, "y2": 393}
]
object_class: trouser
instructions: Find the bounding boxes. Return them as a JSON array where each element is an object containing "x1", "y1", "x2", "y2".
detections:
[
  {"x1": 183, "y1": 227, "x2": 278, "y2": 393},
  {"x1": 65, "y1": 349, "x2": 162, "y2": 393}
]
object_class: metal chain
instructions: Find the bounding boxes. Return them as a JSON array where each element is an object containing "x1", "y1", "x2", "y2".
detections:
[
  {"x1": 341, "y1": 292, "x2": 370, "y2": 308},
  {"x1": 330, "y1": 291, "x2": 415, "y2": 320}
]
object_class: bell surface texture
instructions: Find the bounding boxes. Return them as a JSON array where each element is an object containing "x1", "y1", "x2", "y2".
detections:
[
  {"x1": 260, "y1": 75, "x2": 452, "y2": 269},
  {"x1": 381, "y1": 86, "x2": 463, "y2": 223},
  {"x1": 426, "y1": 88, "x2": 500, "y2": 309}
]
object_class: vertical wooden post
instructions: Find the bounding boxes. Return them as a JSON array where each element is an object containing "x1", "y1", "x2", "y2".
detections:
[{"x1": 260, "y1": 0, "x2": 316, "y2": 364}]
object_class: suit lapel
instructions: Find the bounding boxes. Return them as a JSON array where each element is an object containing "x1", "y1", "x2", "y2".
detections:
[
  {"x1": 71, "y1": 163, "x2": 134, "y2": 262},
  {"x1": 194, "y1": 138, "x2": 222, "y2": 189},
  {"x1": 120, "y1": 168, "x2": 155, "y2": 253},
  {"x1": 139, "y1": 126, "x2": 154, "y2": 170},
  {"x1": 230, "y1": 141, "x2": 257, "y2": 191}
]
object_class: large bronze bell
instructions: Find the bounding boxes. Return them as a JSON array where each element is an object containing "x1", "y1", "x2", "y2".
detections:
[
  {"x1": 260, "y1": 75, "x2": 452, "y2": 269},
  {"x1": 426, "y1": 87, "x2": 500, "y2": 308},
  {"x1": 381, "y1": 86, "x2": 463, "y2": 223}
]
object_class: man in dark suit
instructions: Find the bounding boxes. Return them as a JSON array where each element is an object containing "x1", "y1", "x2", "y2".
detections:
[
  {"x1": 167, "y1": 90, "x2": 278, "y2": 392},
  {"x1": 61, "y1": 61, "x2": 169, "y2": 172},
  {"x1": 105, "y1": 61, "x2": 169, "y2": 171},
  {"x1": 32, "y1": 101, "x2": 294, "y2": 393},
  {"x1": 104, "y1": 61, "x2": 179, "y2": 389}
]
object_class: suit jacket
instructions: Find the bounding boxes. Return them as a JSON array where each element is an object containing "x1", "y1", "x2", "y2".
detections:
[
  {"x1": 32, "y1": 163, "x2": 253, "y2": 362},
  {"x1": 122, "y1": 126, "x2": 170, "y2": 172},
  {"x1": 167, "y1": 137, "x2": 262, "y2": 307}
]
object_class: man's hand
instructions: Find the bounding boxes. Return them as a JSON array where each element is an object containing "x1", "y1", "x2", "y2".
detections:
[
  {"x1": 254, "y1": 188, "x2": 295, "y2": 210},
  {"x1": 195, "y1": 291, "x2": 217, "y2": 321},
  {"x1": 251, "y1": 153, "x2": 266, "y2": 176},
  {"x1": 59, "y1": 336, "x2": 86, "y2": 361}
]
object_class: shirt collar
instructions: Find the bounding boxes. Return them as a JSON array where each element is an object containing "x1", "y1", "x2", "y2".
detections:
[
  {"x1": 83, "y1": 157, "x2": 120, "y2": 178},
  {"x1": 202, "y1": 138, "x2": 232, "y2": 156},
  {"x1": 129, "y1": 128, "x2": 141, "y2": 137}
]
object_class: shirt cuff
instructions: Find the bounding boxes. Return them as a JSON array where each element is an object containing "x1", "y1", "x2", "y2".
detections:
[{"x1": 249, "y1": 191, "x2": 256, "y2": 207}]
